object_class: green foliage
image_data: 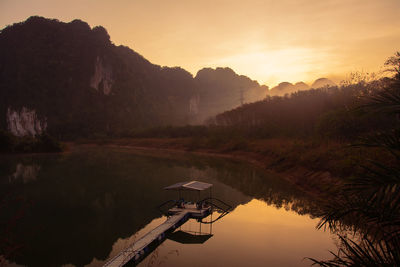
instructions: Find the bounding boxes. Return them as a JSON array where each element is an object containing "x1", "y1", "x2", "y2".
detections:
[
  {"x1": 316, "y1": 108, "x2": 378, "y2": 140},
  {"x1": 213, "y1": 82, "x2": 394, "y2": 140},
  {"x1": 35, "y1": 133, "x2": 63, "y2": 152},
  {"x1": 0, "y1": 130, "x2": 14, "y2": 152},
  {"x1": 13, "y1": 136, "x2": 37, "y2": 153},
  {"x1": 0, "y1": 132, "x2": 62, "y2": 153},
  {"x1": 362, "y1": 83, "x2": 400, "y2": 115},
  {"x1": 310, "y1": 57, "x2": 400, "y2": 266},
  {"x1": 385, "y1": 52, "x2": 400, "y2": 79},
  {"x1": 308, "y1": 235, "x2": 400, "y2": 266},
  {"x1": 133, "y1": 80, "x2": 395, "y2": 142},
  {"x1": 221, "y1": 137, "x2": 249, "y2": 152},
  {"x1": 130, "y1": 125, "x2": 209, "y2": 138}
]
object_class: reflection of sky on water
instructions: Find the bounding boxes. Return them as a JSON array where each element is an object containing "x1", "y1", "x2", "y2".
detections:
[
  {"x1": 122, "y1": 199, "x2": 335, "y2": 267},
  {"x1": 0, "y1": 147, "x2": 337, "y2": 267}
]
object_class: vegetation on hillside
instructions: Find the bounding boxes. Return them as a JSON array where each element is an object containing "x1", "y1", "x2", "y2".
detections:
[
  {"x1": 129, "y1": 81, "x2": 395, "y2": 144},
  {"x1": 211, "y1": 78, "x2": 394, "y2": 139},
  {"x1": 0, "y1": 16, "x2": 202, "y2": 138},
  {"x1": 306, "y1": 53, "x2": 400, "y2": 266},
  {"x1": 0, "y1": 17, "x2": 271, "y2": 140},
  {"x1": 0, "y1": 131, "x2": 62, "y2": 153},
  {"x1": 130, "y1": 61, "x2": 397, "y2": 143},
  {"x1": 194, "y1": 67, "x2": 268, "y2": 122}
]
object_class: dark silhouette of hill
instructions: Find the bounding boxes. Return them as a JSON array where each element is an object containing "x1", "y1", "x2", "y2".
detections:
[
  {"x1": 0, "y1": 16, "x2": 199, "y2": 139},
  {"x1": 212, "y1": 78, "x2": 394, "y2": 139},
  {"x1": 194, "y1": 67, "x2": 268, "y2": 123},
  {"x1": 0, "y1": 16, "x2": 269, "y2": 138}
]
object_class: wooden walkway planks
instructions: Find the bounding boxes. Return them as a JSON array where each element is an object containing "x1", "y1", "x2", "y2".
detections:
[{"x1": 103, "y1": 211, "x2": 190, "y2": 267}]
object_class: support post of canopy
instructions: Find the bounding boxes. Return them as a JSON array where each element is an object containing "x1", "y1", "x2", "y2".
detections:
[{"x1": 210, "y1": 187, "x2": 212, "y2": 212}]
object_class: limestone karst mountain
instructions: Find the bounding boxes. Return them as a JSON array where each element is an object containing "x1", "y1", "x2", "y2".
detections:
[
  {"x1": 194, "y1": 67, "x2": 268, "y2": 123},
  {"x1": 267, "y1": 81, "x2": 309, "y2": 96},
  {"x1": 0, "y1": 16, "x2": 267, "y2": 137},
  {"x1": 267, "y1": 78, "x2": 336, "y2": 96},
  {"x1": 311, "y1": 78, "x2": 336, "y2": 89},
  {"x1": 294, "y1": 82, "x2": 310, "y2": 91}
]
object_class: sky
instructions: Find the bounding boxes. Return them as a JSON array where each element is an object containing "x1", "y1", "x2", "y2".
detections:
[{"x1": 1, "y1": 0, "x2": 399, "y2": 87}]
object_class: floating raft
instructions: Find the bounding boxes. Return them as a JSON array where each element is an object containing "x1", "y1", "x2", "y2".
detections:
[
  {"x1": 103, "y1": 181, "x2": 214, "y2": 267},
  {"x1": 103, "y1": 205, "x2": 211, "y2": 267}
]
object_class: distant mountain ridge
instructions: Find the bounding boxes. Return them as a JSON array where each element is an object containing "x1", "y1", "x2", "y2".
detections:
[
  {"x1": 0, "y1": 16, "x2": 268, "y2": 138},
  {"x1": 267, "y1": 78, "x2": 336, "y2": 96}
]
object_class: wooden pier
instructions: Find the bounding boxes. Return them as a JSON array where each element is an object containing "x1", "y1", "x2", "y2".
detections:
[
  {"x1": 103, "y1": 206, "x2": 210, "y2": 267},
  {"x1": 104, "y1": 210, "x2": 191, "y2": 267},
  {"x1": 103, "y1": 181, "x2": 214, "y2": 267}
]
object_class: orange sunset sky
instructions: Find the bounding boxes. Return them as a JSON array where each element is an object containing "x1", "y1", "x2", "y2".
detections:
[{"x1": 1, "y1": 0, "x2": 399, "y2": 87}]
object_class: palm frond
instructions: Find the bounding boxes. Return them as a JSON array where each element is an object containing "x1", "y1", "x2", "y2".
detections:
[
  {"x1": 352, "y1": 129, "x2": 400, "y2": 160},
  {"x1": 362, "y1": 85, "x2": 400, "y2": 115},
  {"x1": 309, "y1": 235, "x2": 400, "y2": 266}
]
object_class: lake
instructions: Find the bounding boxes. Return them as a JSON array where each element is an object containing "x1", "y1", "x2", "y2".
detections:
[{"x1": 0, "y1": 146, "x2": 337, "y2": 267}]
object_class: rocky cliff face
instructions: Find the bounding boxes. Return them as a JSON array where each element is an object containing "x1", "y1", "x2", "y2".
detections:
[
  {"x1": 189, "y1": 94, "x2": 200, "y2": 115},
  {"x1": 6, "y1": 107, "x2": 47, "y2": 136},
  {"x1": 90, "y1": 56, "x2": 113, "y2": 95}
]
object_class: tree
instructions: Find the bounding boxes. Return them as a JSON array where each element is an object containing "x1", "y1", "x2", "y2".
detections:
[{"x1": 310, "y1": 52, "x2": 400, "y2": 266}]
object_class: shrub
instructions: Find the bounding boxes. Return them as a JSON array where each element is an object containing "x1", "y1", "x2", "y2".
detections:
[{"x1": 0, "y1": 130, "x2": 14, "y2": 152}]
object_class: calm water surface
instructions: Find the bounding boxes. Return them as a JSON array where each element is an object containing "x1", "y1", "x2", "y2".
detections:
[{"x1": 0, "y1": 146, "x2": 337, "y2": 267}]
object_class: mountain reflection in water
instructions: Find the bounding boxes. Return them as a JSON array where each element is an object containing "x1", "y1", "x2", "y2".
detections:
[{"x1": 0, "y1": 147, "x2": 336, "y2": 267}]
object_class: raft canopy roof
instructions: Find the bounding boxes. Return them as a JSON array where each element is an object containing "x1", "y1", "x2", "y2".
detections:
[{"x1": 164, "y1": 181, "x2": 213, "y2": 191}]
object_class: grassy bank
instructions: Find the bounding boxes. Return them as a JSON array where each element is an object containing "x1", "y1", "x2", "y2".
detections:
[
  {"x1": 70, "y1": 136, "x2": 393, "y2": 198},
  {"x1": 0, "y1": 131, "x2": 63, "y2": 153}
]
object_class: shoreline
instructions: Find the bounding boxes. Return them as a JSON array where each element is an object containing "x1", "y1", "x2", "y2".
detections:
[{"x1": 66, "y1": 138, "x2": 345, "y2": 200}]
